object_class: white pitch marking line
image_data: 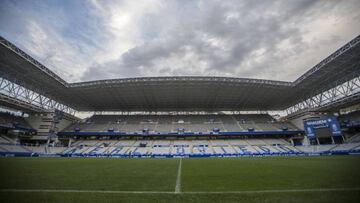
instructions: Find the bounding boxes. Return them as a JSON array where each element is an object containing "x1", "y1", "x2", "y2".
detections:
[
  {"x1": 0, "y1": 189, "x2": 174, "y2": 194},
  {"x1": 1, "y1": 187, "x2": 359, "y2": 194},
  {"x1": 175, "y1": 158, "x2": 182, "y2": 193},
  {"x1": 183, "y1": 187, "x2": 360, "y2": 194}
]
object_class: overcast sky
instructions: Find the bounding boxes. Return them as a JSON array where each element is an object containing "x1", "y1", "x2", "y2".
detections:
[{"x1": 0, "y1": 0, "x2": 359, "y2": 83}]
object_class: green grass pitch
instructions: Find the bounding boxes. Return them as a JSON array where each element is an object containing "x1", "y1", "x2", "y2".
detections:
[{"x1": 0, "y1": 156, "x2": 360, "y2": 203}]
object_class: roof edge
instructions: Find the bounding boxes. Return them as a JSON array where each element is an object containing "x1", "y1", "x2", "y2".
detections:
[
  {"x1": 294, "y1": 34, "x2": 360, "y2": 85},
  {"x1": 0, "y1": 36, "x2": 69, "y2": 87},
  {"x1": 69, "y1": 76, "x2": 293, "y2": 88},
  {"x1": 1, "y1": 34, "x2": 359, "y2": 89}
]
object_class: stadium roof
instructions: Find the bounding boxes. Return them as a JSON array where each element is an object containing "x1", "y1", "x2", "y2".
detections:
[{"x1": 0, "y1": 35, "x2": 359, "y2": 112}]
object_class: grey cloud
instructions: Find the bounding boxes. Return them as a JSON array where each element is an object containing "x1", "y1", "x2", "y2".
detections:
[{"x1": 1, "y1": 0, "x2": 360, "y2": 82}]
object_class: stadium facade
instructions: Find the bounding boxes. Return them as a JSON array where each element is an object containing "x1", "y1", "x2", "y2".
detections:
[{"x1": 0, "y1": 35, "x2": 360, "y2": 158}]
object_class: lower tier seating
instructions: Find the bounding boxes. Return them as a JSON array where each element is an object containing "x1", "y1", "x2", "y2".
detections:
[{"x1": 2, "y1": 137, "x2": 360, "y2": 157}]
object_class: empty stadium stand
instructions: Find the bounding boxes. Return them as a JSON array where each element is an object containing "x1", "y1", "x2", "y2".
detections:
[
  {"x1": 0, "y1": 112, "x2": 32, "y2": 130},
  {"x1": 62, "y1": 114, "x2": 298, "y2": 133},
  {"x1": 339, "y1": 110, "x2": 360, "y2": 127},
  {"x1": 2, "y1": 134, "x2": 360, "y2": 157},
  {"x1": 1, "y1": 111, "x2": 359, "y2": 158}
]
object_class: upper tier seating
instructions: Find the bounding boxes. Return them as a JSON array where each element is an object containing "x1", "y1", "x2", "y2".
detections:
[
  {"x1": 64, "y1": 114, "x2": 298, "y2": 133},
  {"x1": 0, "y1": 112, "x2": 32, "y2": 129},
  {"x1": 339, "y1": 110, "x2": 360, "y2": 127}
]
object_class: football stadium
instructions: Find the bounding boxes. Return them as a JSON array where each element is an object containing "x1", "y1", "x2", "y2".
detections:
[{"x1": 1, "y1": 1, "x2": 360, "y2": 203}]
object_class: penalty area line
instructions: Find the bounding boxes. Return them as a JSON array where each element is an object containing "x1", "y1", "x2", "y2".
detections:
[{"x1": 1, "y1": 187, "x2": 360, "y2": 194}]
